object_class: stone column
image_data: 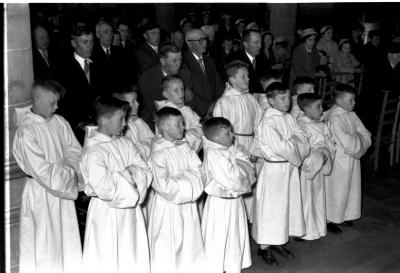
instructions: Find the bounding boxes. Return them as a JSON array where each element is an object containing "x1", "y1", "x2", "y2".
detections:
[
  {"x1": 269, "y1": 3, "x2": 298, "y2": 47},
  {"x1": 4, "y1": 3, "x2": 33, "y2": 273},
  {"x1": 155, "y1": 3, "x2": 175, "y2": 32}
]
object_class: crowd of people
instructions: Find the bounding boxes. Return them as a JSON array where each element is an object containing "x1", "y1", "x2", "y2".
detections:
[{"x1": 13, "y1": 6, "x2": 400, "y2": 273}]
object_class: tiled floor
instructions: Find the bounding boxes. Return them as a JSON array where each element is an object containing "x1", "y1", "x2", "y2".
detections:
[{"x1": 243, "y1": 163, "x2": 400, "y2": 273}]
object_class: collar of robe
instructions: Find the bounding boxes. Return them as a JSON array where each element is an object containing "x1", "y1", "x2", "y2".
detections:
[
  {"x1": 84, "y1": 128, "x2": 121, "y2": 147},
  {"x1": 154, "y1": 100, "x2": 183, "y2": 110},
  {"x1": 150, "y1": 135, "x2": 188, "y2": 152},
  {"x1": 223, "y1": 83, "x2": 249, "y2": 96},
  {"x1": 17, "y1": 108, "x2": 55, "y2": 127},
  {"x1": 202, "y1": 136, "x2": 231, "y2": 152},
  {"x1": 265, "y1": 107, "x2": 287, "y2": 117}
]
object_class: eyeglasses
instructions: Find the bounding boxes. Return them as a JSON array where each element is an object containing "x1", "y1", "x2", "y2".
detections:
[{"x1": 188, "y1": 37, "x2": 208, "y2": 43}]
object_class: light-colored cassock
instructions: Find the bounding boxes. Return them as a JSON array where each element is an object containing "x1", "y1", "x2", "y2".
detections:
[
  {"x1": 79, "y1": 130, "x2": 152, "y2": 273},
  {"x1": 297, "y1": 115, "x2": 335, "y2": 240},
  {"x1": 12, "y1": 109, "x2": 82, "y2": 273},
  {"x1": 213, "y1": 84, "x2": 262, "y2": 222},
  {"x1": 201, "y1": 137, "x2": 256, "y2": 273},
  {"x1": 155, "y1": 100, "x2": 203, "y2": 152},
  {"x1": 252, "y1": 108, "x2": 310, "y2": 245},
  {"x1": 324, "y1": 105, "x2": 371, "y2": 223},
  {"x1": 125, "y1": 117, "x2": 154, "y2": 160},
  {"x1": 257, "y1": 93, "x2": 271, "y2": 112},
  {"x1": 147, "y1": 136, "x2": 206, "y2": 273},
  {"x1": 290, "y1": 95, "x2": 305, "y2": 120}
]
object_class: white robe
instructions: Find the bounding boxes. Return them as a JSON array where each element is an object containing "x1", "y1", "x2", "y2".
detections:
[
  {"x1": 12, "y1": 110, "x2": 82, "y2": 273},
  {"x1": 201, "y1": 138, "x2": 256, "y2": 273},
  {"x1": 147, "y1": 136, "x2": 206, "y2": 273},
  {"x1": 290, "y1": 95, "x2": 305, "y2": 120},
  {"x1": 79, "y1": 130, "x2": 152, "y2": 273},
  {"x1": 298, "y1": 115, "x2": 335, "y2": 240},
  {"x1": 155, "y1": 100, "x2": 203, "y2": 152},
  {"x1": 213, "y1": 84, "x2": 261, "y2": 223},
  {"x1": 252, "y1": 108, "x2": 310, "y2": 245},
  {"x1": 324, "y1": 105, "x2": 371, "y2": 223}
]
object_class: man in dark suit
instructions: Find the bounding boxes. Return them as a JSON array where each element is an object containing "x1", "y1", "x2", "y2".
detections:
[
  {"x1": 226, "y1": 29, "x2": 266, "y2": 94},
  {"x1": 57, "y1": 25, "x2": 103, "y2": 145},
  {"x1": 212, "y1": 34, "x2": 234, "y2": 82},
  {"x1": 138, "y1": 45, "x2": 193, "y2": 131},
  {"x1": 182, "y1": 28, "x2": 225, "y2": 118},
  {"x1": 133, "y1": 22, "x2": 160, "y2": 77},
  {"x1": 32, "y1": 25, "x2": 59, "y2": 79}
]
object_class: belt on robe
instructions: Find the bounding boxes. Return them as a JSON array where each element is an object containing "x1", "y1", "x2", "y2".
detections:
[
  {"x1": 265, "y1": 159, "x2": 289, "y2": 163},
  {"x1": 234, "y1": 132, "x2": 254, "y2": 137}
]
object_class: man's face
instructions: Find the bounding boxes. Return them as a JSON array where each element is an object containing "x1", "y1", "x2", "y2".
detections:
[
  {"x1": 305, "y1": 35, "x2": 317, "y2": 49},
  {"x1": 171, "y1": 32, "x2": 184, "y2": 50},
  {"x1": 72, "y1": 33, "x2": 94, "y2": 59},
  {"x1": 161, "y1": 51, "x2": 182, "y2": 75},
  {"x1": 33, "y1": 88, "x2": 60, "y2": 119},
  {"x1": 371, "y1": 35, "x2": 381, "y2": 47},
  {"x1": 144, "y1": 28, "x2": 160, "y2": 46},
  {"x1": 244, "y1": 32, "x2": 261, "y2": 56},
  {"x1": 222, "y1": 40, "x2": 233, "y2": 52},
  {"x1": 118, "y1": 24, "x2": 129, "y2": 41},
  {"x1": 34, "y1": 27, "x2": 49, "y2": 50},
  {"x1": 237, "y1": 22, "x2": 246, "y2": 33},
  {"x1": 187, "y1": 30, "x2": 207, "y2": 55},
  {"x1": 97, "y1": 24, "x2": 113, "y2": 48}
]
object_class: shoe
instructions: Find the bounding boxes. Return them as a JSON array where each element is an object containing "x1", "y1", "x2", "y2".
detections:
[
  {"x1": 271, "y1": 245, "x2": 294, "y2": 259},
  {"x1": 257, "y1": 247, "x2": 279, "y2": 266},
  {"x1": 339, "y1": 221, "x2": 354, "y2": 227},
  {"x1": 327, "y1": 222, "x2": 342, "y2": 234}
]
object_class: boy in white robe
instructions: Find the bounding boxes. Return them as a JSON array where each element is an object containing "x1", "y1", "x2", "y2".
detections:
[
  {"x1": 79, "y1": 96, "x2": 152, "y2": 273},
  {"x1": 155, "y1": 75, "x2": 203, "y2": 153},
  {"x1": 258, "y1": 69, "x2": 283, "y2": 111},
  {"x1": 12, "y1": 79, "x2": 82, "y2": 273},
  {"x1": 213, "y1": 60, "x2": 261, "y2": 223},
  {"x1": 201, "y1": 117, "x2": 256, "y2": 273},
  {"x1": 297, "y1": 93, "x2": 336, "y2": 240},
  {"x1": 252, "y1": 82, "x2": 310, "y2": 266},
  {"x1": 290, "y1": 76, "x2": 315, "y2": 120},
  {"x1": 147, "y1": 107, "x2": 206, "y2": 273},
  {"x1": 324, "y1": 84, "x2": 371, "y2": 233}
]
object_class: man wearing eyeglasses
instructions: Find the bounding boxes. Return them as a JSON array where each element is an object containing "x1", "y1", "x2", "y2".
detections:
[{"x1": 182, "y1": 28, "x2": 225, "y2": 119}]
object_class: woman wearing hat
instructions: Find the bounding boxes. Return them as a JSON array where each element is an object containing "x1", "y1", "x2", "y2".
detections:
[
  {"x1": 289, "y1": 28, "x2": 322, "y2": 86},
  {"x1": 316, "y1": 26, "x2": 339, "y2": 69},
  {"x1": 333, "y1": 39, "x2": 363, "y2": 85}
]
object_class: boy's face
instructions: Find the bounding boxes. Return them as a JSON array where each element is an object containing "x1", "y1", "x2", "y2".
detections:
[
  {"x1": 100, "y1": 109, "x2": 127, "y2": 137},
  {"x1": 296, "y1": 83, "x2": 314, "y2": 95},
  {"x1": 162, "y1": 80, "x2": 185, "y2": 106},
  {"x1": 304, "y1": 99, "x2": 323, "y2": 120},
  {"x1": 117, "y1": 92, "x2": 139, "y2": 118},
  {"x1": 336, "y1": 92, "x2": 356, "y2": 112},
  {"x1": 214, "y1": 126, "x2": 234, "y2": 147},
  {"x1": 33, "y1": 88, "x2": 60, "y2": 119},
  {"x1": 230, "y1": 67, "x2": 249, "y2": 91},
  {"x1": 161, "y1": 115, "x2": 185, "y2": 141},
  {"x1": 268, "y1": 90, "x2": 291, "y2": 112}
]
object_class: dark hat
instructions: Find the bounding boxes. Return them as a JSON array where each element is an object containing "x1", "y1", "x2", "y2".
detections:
[{"x1": 142, "y1": 21, "x2": 159, "y2": 33}]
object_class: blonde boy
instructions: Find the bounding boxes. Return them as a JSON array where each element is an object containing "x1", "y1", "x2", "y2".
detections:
[
  {"x1": 201, "y1": 117, "x2": 256, "y2": 273},
  {"x1": 291, "y1": 76, "x2": 315, "y2": 119},
  {"x1": 252, "y1": 82, "x2": 310, "y2": 266},
  {"x1": 80, "y1": 96, "x2": 152, "y2": 273},
  {"x1": 297, "y1": 93, "x2": 335, "y2": 240},
  {"x1": 147, "y1": 107, "x2": 206, "y2": 273},
  {"x1": 155, "y1": 75, "x2": 203, "y2": 152},
  {"x1": 324, "y1": 84, "x2": 371, "y2": 233}
]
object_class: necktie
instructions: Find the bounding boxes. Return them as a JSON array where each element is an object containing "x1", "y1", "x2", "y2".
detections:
[
  {"x1": 252, "y1": 57, "x2": 256, "y2": 70},
  {"x1": 106, "y1": 48, "x2": 111, "y2": 57},
  {"x1": 198, "y1": 56, "x2": 206, "y2": 74},
  {"x1": 42, "y1": 49, "x2": 49, "y2": 67},
  {"x1": 84, "y1": 59, "x2": 90, "y2": 84}
]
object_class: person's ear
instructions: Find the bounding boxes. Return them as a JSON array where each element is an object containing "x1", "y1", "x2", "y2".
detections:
[
  {"x1": 161, "y1": 90, "x2": 168, "y2": 99},
  {"x1": 71, "y1": 39, "x2": 77, "y2": 49}
]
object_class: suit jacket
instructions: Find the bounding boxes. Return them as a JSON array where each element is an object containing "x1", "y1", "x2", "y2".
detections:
[
  {"x1": 289, "y1": 43, "x2": 320, "y2": 86},
  {"x1": 32, "y1": 47, "x2": 59, "y2": 80},
  {"x1": 226, "y1": 50, "x2": 267, "y2": 94},
  {"x1": 134, "y1": 42, "x2": 160, "y2": 77},
  {"x1": 57, "y1": 55, "x2": 104, "y2": 144},
  {"x1": 182, "y1": 50, "x2": 225, "y2": 117},
  {"x1": 138, "y1": 64, "x2": 193, "y2": 130},
  {"x1": 211, "y1": 49, "x2": 232, "y2": 82},
  {"x1": 380, "y1": 57, "x2": 400, "y2": 94}
]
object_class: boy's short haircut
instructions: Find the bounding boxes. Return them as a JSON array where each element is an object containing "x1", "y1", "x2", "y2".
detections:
[
  {"x1": 32, "y1": 78, "x2": 66, "y2": 97},
  {"x1": 266, "y1": 81, "x2": 289, "y2": 98},
  {"x1": 93, "y1": 95, "x2": 129, "y2": 122},
  {"x1": 155, "y1": 106, "x2": 183, "y2": 129},
  {"x1": 111, "y1": 85, "x2": 139, "y2": 97},
  {"x1": 297, "y1": 93, "x2": 322, "y2": 111},
  {"x1": 225, "y1": 60, "x2": 249, "y2": 80},
  {"x1": 260, "y1": 69, "x2": 282, "y2": 84},
  {"x1": 71, "y1": 25, "x2": 92, "y2": 40},
  {"x1": 203, "y1": 117, "x2": 233, "y2": 141},
  {"x1": 161, "y1": 75, "x2": 183, "y2": 93},
  {"x1": 333, "y1": 83, "x2": 357, "y2": 99},
  {"x1": 293, "y1": 76, "x2": 315, "y2": 87},
  {"x1": 159, "y1": 44, "x2": 180, "y2": 59}
]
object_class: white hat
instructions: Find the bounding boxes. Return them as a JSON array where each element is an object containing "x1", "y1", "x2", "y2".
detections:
[
  {"x1": 246, "y1": 22, "x2": 259, "y2": 30},
  {"x1": 235, "y1": 18, "x2": 246, "y2": 26},
  {"x1": 320, "y1": 25, "x2": 333, "y2": 34},
  {"x1": 338, "y1": 38, "x2": 351, "y2": 49},
  {"x1": 297, "y1": 28, "x2": 317, "y2": 39}
]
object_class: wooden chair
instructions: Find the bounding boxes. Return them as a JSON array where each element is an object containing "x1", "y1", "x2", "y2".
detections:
[{"x1": 371, "y1": 90, "x2": 400, "y2": 170}]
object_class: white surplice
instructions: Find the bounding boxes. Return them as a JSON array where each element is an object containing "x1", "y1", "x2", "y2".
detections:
[
  {"x1": 290, "y1": 95, "x2": 305, "y2": 120},
  {"x1": 298, "y1": 115, "x2": 336, "y2": 240},
  {"x1": 125, "y1": 116, "x2": 154, "y2": 160},
  {"x1": 155, "y1": 100, "x2": 203, "y2": 152},
  {"x1": 252, "y1": 108, "x2": 310, "y2": 245},
  {"x1": 213, "y1": 84, "x2": 262, "y2": 223},
  {"x1": 324, "y1": 105, "x2": 371, "y2": 223},
  {"x1": 147, "y1": 136, "x2": 206, "y2": 273},
  {"x1": 201, "y1": 137, "x2": 255, "y2": 273},
  {"x1": 12, "y1": 109, "x2": 82, "y2": 273},
  {"x1": 79, "y1": 130, "x2": 152, "y2": 273}
]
